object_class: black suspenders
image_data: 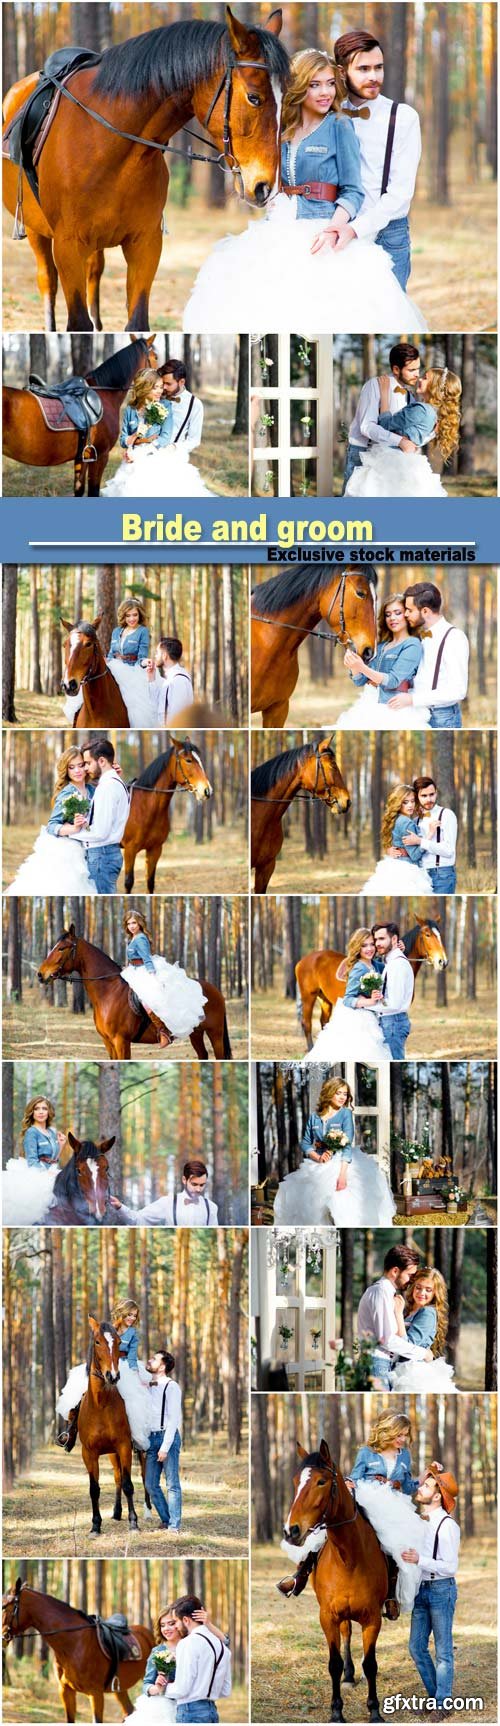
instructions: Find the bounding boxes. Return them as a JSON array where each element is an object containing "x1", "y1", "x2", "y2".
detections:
[
  {"x1": 174, "y1": 393, "x2": 195, "y2": 443},
  {"x1": 197, "y1": 1632, "x2": 225, "y2": 1696},
  {"x1": 381, "y1": 102, "x2": 398, "y2": 195},
  {"x1": 173, "y1": 1192, "x2": 210, "y2": 1224}
]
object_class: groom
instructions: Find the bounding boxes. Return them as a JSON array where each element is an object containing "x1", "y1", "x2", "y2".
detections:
[
  {"x1": 76, "y1": 738, "x2": 129, "y2": 894},
  {"x1": 342, "y1": 341, "x2": 421, "y2": 492},
  {"x1": 145, "y1": 1348, "x2": 182, "y2": 1531},
  {"x1": 109, "y1": 1159, "x2": 219, "y2": 1226},
  {"x1": 145, "y1": 636, "x2": 195, "y2": 724},
  {"x1": 404, "y1": 1466, "x2": 460, "y2": 1718},
  {"x1": 159, "y1": 358, "x2": 204, "y2": 453},
  {"x1": 387, "y1": 582, "x2": 470, "y2": 728},
  {"x1": 357, "y1": 1243, "x2": 433, "y2": 1389},
  {"x1": 331, "y1": 30, "x2": 421, "y2": 288},
  {"x1": 370, "y1": 922, "x2": 414, "y2": 1059}
]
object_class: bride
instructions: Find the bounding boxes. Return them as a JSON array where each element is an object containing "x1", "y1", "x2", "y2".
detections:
[
  {"x1": 63, "y1": 593, "x2": 158, "y2": 730},
  {"x1": 183, "y1": 50, "x2": 426, "y2": 335},
  {"x1": 134, "y1": 1605, "x2": 227, "y2": 1722},
  {"x1": 303, "y1": 929, "x2": 390, "y2": 1064},
  {"x1": 390, "y1": 1268, "x2": 456, "y2": 1393},
  {"x1": 345, "y1": 367, "x2": 462, "y2": 497},
  {"x1": 336, "y1": 593, "x2": 431, "y2": 730},
  {"x1": 362, "y1": 785, "x2": 434, "y2": 895},
  {"x1": 102, "y1": 372, "x2": 213, "y2": 499},
  {"x1": 274, "y1": 1075, "x2": 395, "y2": 1225},
  {"x1": 121, "y1": 910, "x2": 207, "y2": 1045},
  {"x1": 5, "y1": 746, "x2": 95, "y2": 896}
]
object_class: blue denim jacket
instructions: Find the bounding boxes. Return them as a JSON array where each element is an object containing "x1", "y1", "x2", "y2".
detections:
[
  {"x1": 344, "y1": 957, "x2": 384, "y2": 1008},
  {"x1": 301, "y1": 1107, "x2": 354, "y2": 1163},
  {"x1": 379, "y1": 402, "x2": 437, "y2": 447},
  {"x1": 118, "y1": 1324, "x2": 139, "y2": 1369},
  {"x1": 120, "y1": 402, "x2": 173, "y2": 449},
  {"x1": 351, "y1": 1443, "x2": 419, "y2": 1495},
  {"x1": 24, "y1": 1125, "x2": 60, "y2": 1167},
  {"x1": 392, "y1": 814, "x2": 426, "y2": 864},
  {"x1": 352, "y1": 638, "x2": 423, "y2": 705},
  {"x1": 108, "y1": 623, "x2": 150, "y2": 662},
  {"x1": 406, "y1": 1305, "x2": 437, "y2": 1348},
  {"x1": 46, "y1": 783, "x2": 93, "y2": 838},
  {"x1": 126, "y1": 932, "x2": 155, "y2": 972},
  {"x1": 143, "y1": 1646, "x2": 175, "y2": 1695},
  {"x1": 281, "y1": 112, "x2": 363, "y2": 220}
]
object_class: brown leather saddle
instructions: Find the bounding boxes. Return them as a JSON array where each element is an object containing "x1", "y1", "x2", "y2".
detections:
[
  {"x1": 3, "y1": 48, "x2": 101, "y2": 207},
  {"x1": 89, "y1": 1613, "x2": 143, "y2": 1693}
]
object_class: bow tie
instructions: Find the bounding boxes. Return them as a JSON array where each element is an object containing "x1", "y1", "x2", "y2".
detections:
[
  {"x1": 394, "y1": 385, "x2": 408, "y2": 396},
  {"x1": 342, "y1": 104, "x2": 371, "y2": 120},
  {"x1": 421, "y1": 630, "x2": 433, "y2": 639}
]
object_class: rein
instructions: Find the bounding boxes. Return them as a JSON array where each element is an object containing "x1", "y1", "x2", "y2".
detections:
[
  {"x1": 254, "y1": 573, "x2": 371, "y2": 650},
  {"x1": 252, "y1": 748, "x2": 344, "y2": 805}
]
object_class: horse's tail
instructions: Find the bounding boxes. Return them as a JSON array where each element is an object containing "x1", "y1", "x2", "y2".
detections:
[{"x1": 223, "y1": 1012, "x2": 232, "y2": 1059}]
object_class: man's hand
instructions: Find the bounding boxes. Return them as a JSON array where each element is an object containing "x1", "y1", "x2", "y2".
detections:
[
  {"x1": 400, "y1": 1548, "x2": 419, "y2": 1564},
  {"x1": 387, "y1": 846, "x2": 404, "y2": 859},
  {"x1": 387, "y1": 692, "x2": 412, "y2": 709},
  {"x1": 157, "y1": 1448, "x2": 168, "y2": 1463},
  {"x1": 403, "y1": 832, "x2": 421, "y2": 847},
  {"x1": 109, "y1": 1195, "x2": 122, "y2": 1209},
  {"x1": 323, "y1": 225, "x2": 357, "y2": 254},
  {"x1": 399, "y1": 436, "x2": 417, "y2": 453}
]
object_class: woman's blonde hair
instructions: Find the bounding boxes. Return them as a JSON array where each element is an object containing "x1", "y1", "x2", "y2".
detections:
[
  {"x1": 282, "y1": 49, "x2": 344, "y2": 137},
  {"x1": 381, "y1": 784, "x2": 415, "y2": 853},
  {"x1": 127, "y1": 368, "x2": 161, "y2": 411},
  {"x1": 123, "y1": 907, "x2": 153, "y2": 942},
  {"x1": 112, "y1": 1297, "x2": 140, "y2": 1330},
  {"x1": 52, "y1": 746, "x2": 85, "y2": 803},
  {"x1": 21, "y1": 1095, "x2": 55, "y2": 1140},
  {"x1": 425, "y1": 368, "x2": 462, "y2": 464},
  {"x1": 317, "y1": 1076, "x2": 354, "y2": 1112},
  {"x1": 368, "y1": 1411, "x2": 413, "y2": 1451},
  {"x1": 405, "y1": 1268, "x2": 449, "y2": 1357},
  {"x1": 117, "y1": 594, "x2": 147, "y2": 628},
  {"x1": 377, "y1": 593, "x2": 409, "y2": 644},
  {"x1": 345, "y1": 927, "x2": 374, "y2": 976}
]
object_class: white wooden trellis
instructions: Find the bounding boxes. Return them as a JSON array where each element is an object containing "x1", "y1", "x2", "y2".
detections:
[
  {"x1": 251, "y1": 334, "x2": 334, "y2": 497},
  {"x1": 253, "y1": 1229, "x2": 338, "y2": 1391}
]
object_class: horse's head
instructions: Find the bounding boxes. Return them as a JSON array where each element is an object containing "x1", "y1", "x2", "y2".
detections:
[
  {"x1": 320, "y1": 570, "x2": 376, "y2": 665},
  {"x1": 284, "y1": 1441, "x2": 339, "y2": 1544},
  {"x1": 38, "y1": 924, "x2": 77, "y2": 985},
  {"x1": 194, "y1": 8, "x2": 289, "y2": 206},
  {"x1": 171, "y1": 737, "x2": 213, "y2": 801},
  {"x1": 67, "y1": 1131, "x2": 114, "y2": 1222},
  {"x1": 60, "y1": 616, "x2": 102, "y2": 694},
  {"x1": 302, "y1": 738, "x2": 350, "y2": 814},
  {"x1": 130, "y1": 334, "x2": 158, "y2": 370},
  {"x1": 88, "y1": 1315, "x2": 121, "y2": 1384},
  {"x1": 2, "y1": 1579, "x2": 25, "y2": 1646},
  {"x1": 414, "y1": 916, "x2": 448, "y2": 971}
]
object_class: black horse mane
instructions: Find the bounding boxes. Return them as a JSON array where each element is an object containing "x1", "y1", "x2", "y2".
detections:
[
  {"x1": 93, "y1": 20, "x2": 289, "y2": 101},
  {"x1": 252, "y1": 742, "x2": 319, "y2": 797},
  {"x1": 252, "y1": 566, "x2": 377, "y2": 617},
  {"x1": 300, "y1": 1449, "x2": 335, "y2": 1472},
  {"x1": 133, "y1": 747, "x2": 175, "y2": 789},
  {"x1": 403, "y1": 920, "x2": 440, "y2": 953},
  {"x1": 87, "y1": 337, "x2": 150, "y2": 392},
  {"x1": 73, "y1": 622, "x2": 98, "y2": 641}
]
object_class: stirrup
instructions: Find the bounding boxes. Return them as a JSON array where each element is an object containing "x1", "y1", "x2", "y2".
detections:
[
  {"x1": 13, "y1": 169, "x2": 27, "y2": 239},
  {"x1": 82, "y1": 442, "x2": 98, "y2": 463},
  {"x1": 276, "y1": 1576, "x2": 296, "y2": 1598}
]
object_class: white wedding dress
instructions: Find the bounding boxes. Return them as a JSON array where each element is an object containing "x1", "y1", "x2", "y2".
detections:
[
  {"x1": 274, "y1": 1144, "x2": 395, "y2": 1226},
  {"x1": 103, "y1": 443, "x2": 213, "y2": 499},
  {"x1": 390, "y1": 1354, "x2": 456, "y2": 1393},
  {"x1": 280, "y1": 1480, "x2": 424, "y2": 1611},
  {"x1": 57, "y1": 1359, "x2": 153, "y2": 1450},
  {"x1": 303, "y1": 999, "x2": 390, "y2": 1063},
  {"x1": 5, "y1": 828, "x2": 95, "y2": 896},
  {"x1": 345, "y1": 446, "x2": 446, "y2": 498},
  {"x1": 3, "y1": 1157, "x2": 58, "y2": 1226},
  {"x1": 183, "y1": 195, "x2": 426, "y2": 333},
  {"x1": 336, "y1": 683, "x2": 431, "y2": 731},
  {"x1": 121, "y1": 957, "x2": 207, "y2": 1039},
  {"x1": 63, "y1": 660, "x2": 158, "y2": 729},
  {"x1": 132, "y1": 1696, "x2": 176, "y2": 1723},
  {"x1": 362, "y1": 857, "x2": 433, "y2": 894}
]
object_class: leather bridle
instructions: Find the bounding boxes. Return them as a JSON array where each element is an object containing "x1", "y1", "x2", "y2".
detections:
[
  {"x1": 255, "y1": 571, "x2": 375, "y2": 651},
  {"x1": 291, "y1": 1463, "x2": 359, "y2": 1542},
  {"x1": 252, "y1": 745, "x2": 346, "y2": 806}
]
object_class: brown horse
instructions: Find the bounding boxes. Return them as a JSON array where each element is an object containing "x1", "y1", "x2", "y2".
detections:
[
  {"x1": 38, "y1": 926, "x2": 232, "y2": 1060},
  {"x1": 251, "y1": 568, "x2": 377, "y2": 727},
  {"x1": 2, "y1": 1577, "x2": 154, "y2": 1722},
  {"x1": 46, "y1": 1133, "x2": 115, "y2": 1226},
  {"x1": 3, "y1": 336, "x2": 157, "y2": 495},
  {"x1": 284, "y1": 1440, "x2": 387, "y2": 1723},
  {"x1": 124, "y1": 738, "x2": 213, "y2": 893},
  {"x1": 72, "y1": 1317, "x2": 139, "y2": 1537},
  {"x1": 251, "y1": 737, "x2": 350, "y2": 893},
  {"x1": 3, "y1": 11, "x2": 288, "y2": 331},
  {"x1": 60, "y1": 616, "x2": 129, "y2": 726},
  {"x1": 296, "y1": 918, "x2": 448, "y2": 1047}
]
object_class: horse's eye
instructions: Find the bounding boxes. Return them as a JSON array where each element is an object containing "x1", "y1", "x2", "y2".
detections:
[
  {"x1": 247, "y1": 92, "x2": 261, "y2": 106},
  {"x1": 355, "y1": 588, "x2": 366, "y2": 598}
]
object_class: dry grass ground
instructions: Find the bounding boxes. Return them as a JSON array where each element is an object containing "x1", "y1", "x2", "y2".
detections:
[
  {"x1": 3, "y1": 817, "x2": 249, "y2": 896},
  {"x1": 251, "y1": 821, "x2": 496, "y2": 896},
  {"x1": 250, "y1": 979, "x2": 497, "y2": 1061},
  {"x1": 251, "y1": 651, "x2": 498, "y2": 730},
  {"x1": 2, "y1": 1666, "x2": 248, "y2": 1725},
  {"x1": 2, "y1": 987, "x2": 248, "y2": 1061}
]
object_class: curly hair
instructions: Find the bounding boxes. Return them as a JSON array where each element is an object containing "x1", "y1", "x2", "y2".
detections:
[
  {"x1": 20, "y1": 1095, "x2": 55, "y2": 1141},
  {"x1": 424, "y1": 368, "x2": 462, "y2": 463},
  {"x1": 368, "y1": 1411, "x2": 414, "y2": 1451},
  {"x1": 317, "y1": 1076, "x2": 354, "y2": 1112},
  {"x1": 112, "y1": 1297, "x2": 140, "y2": 1331},
  {"x1": 405, "y1": 1268, "x2": 449, "y2": 1357},
  {"x1": 126, "y1": 368, "x2": 162, "y2": 411},
  {"x1": 52, "y1": 746, "x2": 86, "y2": 803},
  {"x1": 381, "y1": 784, "x2": 415, "y2": 853},
  {"x1": 377, "y1": 593, "x2": 412, "y2": 644},
  {"x1": 154, "y1": 1604, "x2": 188, "y2": 1644},
  {"x1": 282, "y1": 49, "x2": 344, "y2": 136},
  {"x1": 345, "y1": 927, "x2": 375, "y2": 975},
  {"x1": 117, "y1": 594, "x2": 148, "y2": 628},
  {"x1": 123, "y1": 908, "x2": 153, "y2": 943}
]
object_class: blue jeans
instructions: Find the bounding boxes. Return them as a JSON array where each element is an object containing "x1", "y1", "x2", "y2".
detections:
[
  {"x1": 87, "y1": 843, "x2": 123, "y2": 894},
  {"x1": 429, "y1": 704, "x2": 462, "y2": 729},
  {"x1": 371, "y1": 1350, "x2": 392, "y2": 1387},
  {"x1": 409, "y1": 1578, "x2": 457, "y2": 1706},
  {"x1": 342, "y1": 443, "x2": 363, "y2": 493},
  {"x1": 376, "y1": 216, "x2": 411, "y2": 290},
  {"x1": 145, "y1": 1428, "x2": 182, "y2": 1528},
  {"x1": 429, "y1": 866, "x2": 456, "y2": 895},
  {"x1": 176, "y1": 1706, "x2": 219, "y2": 1723},
  {"x1": 382, "y1": 1012, "x2": 410, "y2": 1060}
]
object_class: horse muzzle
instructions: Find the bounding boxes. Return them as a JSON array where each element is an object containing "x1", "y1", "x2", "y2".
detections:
[
  {"x1": 253, "y1": 179, "x2": 272, "y2": 206},
  {"x1": 61, "y1": 677, "x2": 79, "y2": 695},
  {"x1": 361, "y1": 646, "x2": 374, "y2": 664},
  {"x1": 284, "y1": 1522, "x2": 301, "y2": 1544}
]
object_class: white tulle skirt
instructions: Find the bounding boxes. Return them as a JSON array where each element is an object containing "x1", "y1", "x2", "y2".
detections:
[
  {"x1": 361, "y1": 857, "x2": 434, "y2": 895},
  {"x1": 336, "y1": 681, "x2": 431, "y2": 731},
  {"x1": 274, "y1": 1145, "x2": 395, "y2": 1226},
  {"x1": 132, "y1": 1697, "x2": 177, "y2": 1723},
  {"x1": 353, "y1": 1481, "x2": 424, "y2": 1610},
  {"x1": 63, "y1": 659, "x2": 155, "y2": 728},
  {"x1": 121, "y1": 957, "x2": 207, "y2": 1039},
  {"x1": 3, "y1": 1157, "x2": 58, "y2": 1226},
  {"x1": 390, "y1": 1354, "x2": 457, "y2": 1393},
  {"x1": 102, "y1": 444, "x2": 212, "y2": 499},
  {"x1": 303, "y1": 998, "x2": 390, "y2": 1064},
  {"x1": 183, "y1": 198, "x2": 426, "y2": 334},
  {"x1": 345, "y1": 446, "x2": 447, "y2": 499},
  {"x1": 57, "y1": 1359, "x2": 153, "y2": 1449},
  {"x1": 4, "y1": 828, "x2": 95, "y2": 896}
]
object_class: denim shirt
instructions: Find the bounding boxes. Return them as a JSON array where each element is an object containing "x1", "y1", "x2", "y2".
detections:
[
  {"x1": 406, "y1": 1305, "x2": 437, "y2": 1348},
  {"x1": 120, "y1": 401, "x2": 173, "y2": 449},
  {"x1": 344, "y1": 957, "x2": 384, "y2": 1008},
  {"x1": 126, "y1": 932, "x2": 155, "y2": 972},
  {"x1": 24, "y1": 1125, "x2": 60, "y2": 1167},
  {"x1": 143, "y1": 1646, "x2": 176, "y2": 1695},
  {"x1": 352, "y1": 638, "x2": 423, "y2": 704},
  {"x1": 118, "y1": 1324, "x2": 139, "y2": 1369},
  {"x1": 281, "y1": 112, "x2": 363, "y2": 220},
  {"x1": 46, "y1": 782, "x2": 93, "y2": 838},
  {"x1": 392, "y1": 814, "x2": 426, "y2": 865},
  {"x1": 108, "y1": 623, "x2": 150, "y2": 662},
  {"x1": 379, "y1": 402, "x2": 437, "y2": 448},
  {"x1": 351, "y1": 1443, "x2": 419, "y2": 1496},
  {"x1": 301, "y1": 1107, "x2": 354, "y2": 1163}
]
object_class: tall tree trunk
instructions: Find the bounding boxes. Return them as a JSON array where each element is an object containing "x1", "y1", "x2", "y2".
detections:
[
  {"x1": 233, "y1": 336, "x2": 249, "y2": 435},
  {"x1": 457, "y1": 336, "x2": 476, "y2": 474},
  {"x1": 3, "y1": 567, "x2": 18, "y2": 722}
]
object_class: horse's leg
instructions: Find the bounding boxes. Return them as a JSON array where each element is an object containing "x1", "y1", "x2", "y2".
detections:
[
  {"x1": 145, "y1": 843, "x2": 163, "y2": 895},
  {"x1": 111, "y1": 1451, "x2": 123, "y2": 1521},
  {"x1": 254, "y1": 857, "x2": 277, "y2": 894},
  {"x1": 87, "y1": 449, "x2": 111, "y2": 499},
  {"x1": 340, "y1": 1619, "x2": 355, "y2": 1687},
  {"x1": 51, "y1": 231, "x2": 94, "y2": 331},
  {"x1": 189, "y1": 1028, "x2": 209, "y2": 1061},
  {"x1": 320, "y1": 997, "x2": 333, "y2": 1029},
  {"x1": 82, "y1": 1448, "x2": 102, "y2": 1536},
  {"x1": 111, "y1": 1035, "x2": 132, "y2": 1061},
  {"x1": 115, "y1": 1690, "x2": 134, "y2": 1719},
  {"x1": 362, "y1": 1620, "x2": 383, "y2": 1724},
  {"x1": 118, "y1": 1445, "x2": 139, "y2": 1529},
  {"x1": 90, "y1": 1693, "x2": 105, "y2": 1724},
  {"x1": 300, "y1": 987, "x2": 317, "y2": 1050},
  {"x1": 320, "y1": 1612, "x2": 344, "y2": 1724},
  {"x1": 123, "y1": 842, "x2": 136, "y2": 895},
  {"x1": 27, "y1": 229, "x2": 59, "y2": 332},
  {"x1": 86, "y1": 250, "x2": 105, "y2": 330},
  {"x1": 262, "y1": 697, "x2": 292, "y2": 728},
  {"x1": 57, "y1": 1668, "x2": 77, "y2": 1722},
  {"x1": 122, "y1": 228, "x2": 163, "y2": 332}
]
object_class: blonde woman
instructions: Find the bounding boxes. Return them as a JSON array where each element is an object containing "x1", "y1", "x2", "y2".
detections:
[
  {"x1": 121, "y1": 910, "x2": 207, "y2": 1046},
  {"x1": 63, "y1": 593, "x2": 155, "y2": 727},
  {"x1": 303, "y1": 928, "x2": 390, "y2": 1064},
  {"x1": 3, "y1": 1095, "x2": 67, "y2": 1227},
  {"x1": 5, "y1": 745, "x2": 95, "y2": 896},
  {"x1": 103, "y1": 371, "x2": 213, "y2": 499},
  {"x1": 274, "y1": 1075, "x2": 394, "y2": 1225},
  {"x1": 390, "y1": 1268, "x2": 456, "y2": 1392},
  {"x1": 336, "y1": 593, "x2": 431, "y2": 731},
  {"x1": 57, "y1": 1297, "x2": 153, "y2": 1454},
  {"x1": 362, "y1": 784, "x2": 434, "y2": 895},
  {"x1": 345, "y1": 366, "x2": 462, "y2": 497},
  {"x1": 183, "y1": 50, "x2": 426, "y2": 333}
]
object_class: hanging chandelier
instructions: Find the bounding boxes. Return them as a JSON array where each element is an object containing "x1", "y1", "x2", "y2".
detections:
[{"x1": 266, "y1": 1226, "x2": 338, "y2": 1275}]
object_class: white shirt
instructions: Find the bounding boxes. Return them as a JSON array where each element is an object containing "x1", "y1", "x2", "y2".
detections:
[
  {"x1": 380, "y1": 947, "x2": 414, "y2": 1016},
  {"x1": 117, "y1": 1191, "x2": 219, "y2": 1227},
  {"x1": 169, "y1": 1629, "x2": 231, "y2": 1702},
  {"x1": 344, "y1": 94, "x2": 421, "y2": 240},
  {"x1": 411, "y1": 616, "x2": 469, "y2": 709},
  {"x1": 357, "y1": 1275, "x2": 429, "y2": 1361},
  {"x1": 418, "y1": 806, "x2": 457, "y2": 870},
  {"x1": 418, "y1": 1506, "x2": 460, "y2": 1579},
  {"x1": 169, "y1": 391, "x2": 204, "y2": 452},
  {"x1": 148, "y1": 1375, "x2": 182, "y2": 1452},
  {"x1": 80, "y1": 768, "x2": 129, "y2": 847},
  {"x1": 349, "y1": 375, "x2": 417, "y2": 450},
  {"x1": 147, "y1": 663, "x2": 195, "y2": 725}
]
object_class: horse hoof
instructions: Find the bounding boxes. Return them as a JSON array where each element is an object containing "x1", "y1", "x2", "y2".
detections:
[
  {"x1": 89, "y1": 1528, "x2": 101, "y2": 1539},
  {"x1": 143, "y1": 1506, "x2": 153, "y2": 1519},
  {"x1": 129, "y1": 1521, "x2": 139, "y2": 1532},
  {"x1": 112, "y1": 1512, "x2": 122, "y2": 1521}
]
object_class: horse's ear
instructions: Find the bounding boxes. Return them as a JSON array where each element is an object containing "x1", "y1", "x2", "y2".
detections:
[
  {"x1": 318, "y1": 735, "x2": 335, "y2": 752},
  {"x1": 319, "y1": 1439, "x2": 331, "y2": 1464},
  {"x1": 266, "y1": 8, "x2": 283, "y2": 34},
  {"x1": 60, "y1": 615, "x2": 73, "y2": 632},
  {"x1": 226, "y1": 7, "x2": 253, "y2": 55},
  {"x1": 88, "y1": 1315, "x2": 99, "y2": 1333},
  {"x1": 98, "y1": 1136, "x2": 116, "y2": 1155},
  {"x1": 91, "y1": 615, "x2": 102, "y2": 632},
  {"x1": 68, "y1": 923, "x2": 76, "y2": 937},
  {"x1": 296, "y1": 1441, "x2": 308, "y2": 1460},
  {"x1": 14, "y1": 1577, "x2": 23, "y2": 1596},
  {"x1": 68, "y1": 1131, "x2": 80, "y2": 1152}
]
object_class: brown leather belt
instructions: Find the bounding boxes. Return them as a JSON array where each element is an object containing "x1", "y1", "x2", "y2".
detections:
[
  {"x1": 129, "y1": 958, "x2": 143, "y2": 966},
  {"x1": 282, "y1": 181, "x2": 339, "y2": 202}
]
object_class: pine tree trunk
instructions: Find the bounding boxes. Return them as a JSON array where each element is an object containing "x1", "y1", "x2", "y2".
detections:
[{"x1": 2, "y1": 567, "x2": 18, "y2": 722}]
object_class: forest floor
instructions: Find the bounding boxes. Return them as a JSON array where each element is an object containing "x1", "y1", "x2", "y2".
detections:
[
  {"x1": 250, "y1": 980, "x2": 497, "y2": 1060},
  {"x1": 251, "y1": 652, "x2": 498, "y2": 730},
  {"x1": 3, "y1": 1434, "x2": 248, "y2": 1559},
  {"x1": 2, "y1": 168, "x2": 497, "y2": 330},
  {"x1": 251, "y1": 1531, "x2": 497, "y2": 1722},
  {"x1": 251, "y1": 823, "x2": 496, "y2": 896},
  {"x1": 2, "y1": 1660, "x2": 247, "y2": 1723},
  {"x1": 3, "y1": 818, "x2": 249, "y2": 895},
  {"x1": 2, "y1": 988, "x2": 249, "y2": 1060},
  {"x1": 6, "y1": 689, "x2": 249, "y2": 727}
]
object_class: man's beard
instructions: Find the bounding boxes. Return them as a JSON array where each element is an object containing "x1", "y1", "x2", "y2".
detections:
[{"x1": 345, "y1": 72, "x2": 382, "y2": 98}]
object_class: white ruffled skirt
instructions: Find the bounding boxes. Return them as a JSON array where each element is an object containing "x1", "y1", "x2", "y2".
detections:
[
  {"x1": 63, "y1": 659, "x2": 155, "y2": 728},
  {"x1": 361, "y1": 857, "x2": 434, "y2": 895},
  {"x1": 345, "y1": 446, "x2": 446, "y2": 498},
  {"x1": 3, "y1": 1157, "x2": 58, "y2": 1226},
  {"x1": 353, "y1": 1481, "x2": 425, "y2": 1610},
  {"x1": 390, "y1": 1354, "x2": 457, "y2": 1393},
  {"x1": 57, "y1": 1358, "x2": 153, "y2": 1449},
  {"x1": 121, "y1": 957, "x2": 207, "y2": 1039},
  {"x1": 274, "y1": 1144, "x2": 395, "y2": 1227},
  {"x1": 336, "y1": 682, "x2": 431, "y2": 730},
  {"x1": 4, "y1": 828, "x2": 95, "y2": 896},
  {"x1": 132, "y1": 1698, "x2": 177, "y2": 1723},
  {"x1": 303, "y1": 998, "x2": 390, "y2": 1064},
  {"x1": 102, "y1": 444, "x2": 212, "y2": 498}
]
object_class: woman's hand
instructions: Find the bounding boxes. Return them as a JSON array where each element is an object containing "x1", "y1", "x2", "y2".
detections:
[
  {"x1": 343, "y1": 647, "x2": 364, "y2": 673},
  {"x1": 320, "y1": 1150, "x2": 332, "y2": 1163},
  {"x1": 336, "y1": 1161, "x2": 348, "y2": 1190},
  {"x1": 310, "y1": 226, "x2": 340, "y2": 254},
  {"x1": 153, "y1": 1675, "x2": 169, "y2": 1692},
  {"x1": 57, "y1": 1131, "x2": 67, "y2": 1150}
]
